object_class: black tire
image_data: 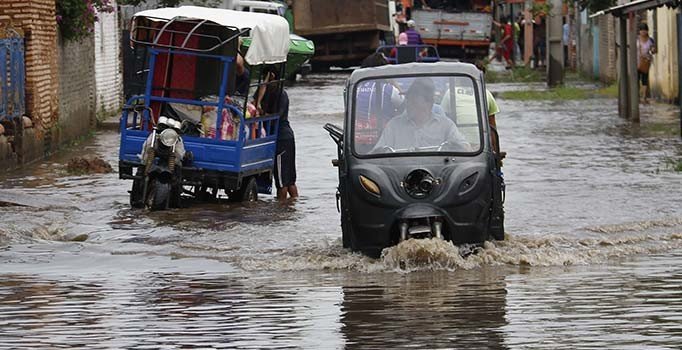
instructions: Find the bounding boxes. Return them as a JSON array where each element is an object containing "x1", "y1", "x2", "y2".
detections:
[
  {"x1": 341, "y1": 215, "x2": 352, "y2": 249},
  {"x1": 130, "y1": 179, "x2": 144, "y2": 208},
  {"x1": 148, "y1": 180, "x2": 171, "y2": 210},
  {"x1": 340, "y1": 198, "x2": 353, "y2": 249},
  {"x1": 231, "y1": 177, "x2": 258, "y2": 202}
]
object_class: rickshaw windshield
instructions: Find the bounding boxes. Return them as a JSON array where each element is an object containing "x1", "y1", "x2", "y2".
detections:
[{"x1": 352, "y1": 75, "x2": 483, "y2": 156}]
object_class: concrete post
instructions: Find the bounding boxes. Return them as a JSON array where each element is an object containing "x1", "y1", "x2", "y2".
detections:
[
  {"x1": 524, "y1": 0, "x2": 533, "y2": 65},
  {"x1": 510, "y1": 3, "x2": 515, "y2": 65},
  {"x1": 619, "y1": 16, "x2": 629, "y2": 118},
  {"x1": 628, "y1": 12, "x2": 640, "y2": 123},
  {"x1": 574, "y1": 1, "x2": 579, "y2": 70},
  {"x1": 678, "y1": 10, "x2": 682, "y2": 137},
  {"x1": 546, "y1": 0, "x2": 564, "y2": 86}
]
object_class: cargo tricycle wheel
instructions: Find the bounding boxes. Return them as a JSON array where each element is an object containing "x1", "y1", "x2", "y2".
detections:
[{"x1": 231, "y1": 177, "x2": 258, "y2": 202}]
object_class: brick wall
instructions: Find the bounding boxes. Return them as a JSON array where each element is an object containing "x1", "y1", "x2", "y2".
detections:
[
  {"x1": 94, "y1": 1, "x2": 122, "y2": 116},
  {"x1": 57, "y1": 34, "x2": 96, "y2": 144},
  {"x1": 0, "y1": 0, "x2": 59, "y2": 131}
]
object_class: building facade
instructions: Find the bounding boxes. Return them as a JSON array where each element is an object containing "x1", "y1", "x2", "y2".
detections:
[{"x1": 0, "y1": 0, "x2": 104, "y2": 171}]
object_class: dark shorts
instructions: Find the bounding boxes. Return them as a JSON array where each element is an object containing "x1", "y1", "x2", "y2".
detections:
[
  {"x1": 274, "y1": 138, "x2": 296, "y2": 189},
  {"x1": 639, "y1": 71, "x2": 649, "y2": 86}
]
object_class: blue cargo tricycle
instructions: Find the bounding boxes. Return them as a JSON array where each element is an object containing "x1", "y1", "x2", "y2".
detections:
[{"x1": 118, "y1": 6, "x2": 292, "y2": 209}]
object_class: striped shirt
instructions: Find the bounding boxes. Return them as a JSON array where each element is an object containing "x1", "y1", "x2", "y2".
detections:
[{"x1": 405, "y1": 28, "x2": 423, "y2": 45}]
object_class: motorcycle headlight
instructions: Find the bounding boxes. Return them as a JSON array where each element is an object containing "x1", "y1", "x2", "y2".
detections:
[{"x1": 159, "y1": 128, "x2": 179, "y2": 147}]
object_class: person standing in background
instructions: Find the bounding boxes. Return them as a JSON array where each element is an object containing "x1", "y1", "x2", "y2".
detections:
[
  {"x1": 513, "y1": 14, "x2": 521, "y2": 63},
  {"x1": 258, "y1": 69, "x2": 299, "y2": 201},
  {"x1": 405, "y1": 19, "x2": 423, "y2": 45},
  {"x1": 637, "y1": 22, "x2": 656, "y2": 104}
]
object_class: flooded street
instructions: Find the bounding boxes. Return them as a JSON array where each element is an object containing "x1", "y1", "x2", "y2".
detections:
[{"x1": 1, "y1": 73, "x2": 682, "y2": 349}]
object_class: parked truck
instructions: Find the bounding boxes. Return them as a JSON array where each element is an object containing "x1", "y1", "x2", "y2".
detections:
[
  {"x1": 408, "y1": 0, "x2": 493, "y2": 59},
  {"x1": 292, "y1": 0, "x2": 392, "y2": 70}
]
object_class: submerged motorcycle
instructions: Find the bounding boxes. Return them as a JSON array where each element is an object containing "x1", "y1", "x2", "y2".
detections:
[{"x1": 130, "y1": 115, "x2": 187, "y2": 210}]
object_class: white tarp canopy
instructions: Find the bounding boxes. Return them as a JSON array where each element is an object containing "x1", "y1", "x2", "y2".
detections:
[{"x1": 132, "y1": 6, "x2": 290, "y2": 65}]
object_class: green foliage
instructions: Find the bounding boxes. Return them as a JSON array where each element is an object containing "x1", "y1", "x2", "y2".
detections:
[
  {"x1": 498, "y1": 86, "x2": 617, "y2": 100},
  {"x1": 118, "y1": 0, "x2": 223, "y2": 7},
  {"x1": 530, "y1": 2, "x2": 552, "y2": 18},
  {"x1": 578, "y1": 0, "x2": 617, "y2": 13},
  {"x1": 486, "y1": 66, "x2": 543, "y2": 84},
  {"x1": 119, "y1": 0, "x2": 181, "y2": 6},
  {"x1": 57, "y1": 0, "x2": 114, "y2": 42},
  {"x1": 663, "y1": 157, "x2": 682, "y2": 172},
  {"x1": 499, "y1": 87, "x2": 588, "y2": 100}
]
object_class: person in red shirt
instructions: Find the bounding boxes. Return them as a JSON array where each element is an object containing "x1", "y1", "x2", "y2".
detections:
[{"x1": 493, "y1": 17, "x2": 514, "y2": 68}]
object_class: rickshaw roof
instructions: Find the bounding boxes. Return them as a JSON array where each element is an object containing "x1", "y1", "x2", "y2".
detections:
[
  {"x1": 348, "y1": 62, "x2": 482, "y2": 85},
  {"x1": 132, "y1": 6, "x2": 290, "y2": 65}
]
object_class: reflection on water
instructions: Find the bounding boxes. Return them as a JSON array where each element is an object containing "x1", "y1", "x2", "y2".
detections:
[
  {"x1": 1, "y1": 75, "x2": 682, "y2": 348},
  {"x1": 2, "y1": 255, "x2": 680, "y2": 349},
  {"x1": 503, "y1": 253, "x2": 682, "y2": 349},
  {"x1": 340, "y1": 271, "x2": 508, "y2": 349}
]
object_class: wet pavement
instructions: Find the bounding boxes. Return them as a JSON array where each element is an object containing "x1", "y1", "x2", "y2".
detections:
[{"x1": 1, "y1": 73, "x2": 682, "y2": 349}]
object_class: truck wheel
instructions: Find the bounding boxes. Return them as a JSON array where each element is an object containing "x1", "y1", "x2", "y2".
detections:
[{"x1": 231, "y1": 177, "x2": 258, "y2": 202}]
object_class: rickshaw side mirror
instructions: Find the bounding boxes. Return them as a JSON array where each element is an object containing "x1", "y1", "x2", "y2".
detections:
[{"x1": 323, "y1": 123, "x2": 343, "y2": 147}]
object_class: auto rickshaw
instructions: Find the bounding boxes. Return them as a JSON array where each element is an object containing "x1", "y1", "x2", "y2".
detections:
[
  {"x1": 324, "y1": 62, "x2": 505, "y2": 258},
  {"x1": 118, "y1": 6, "x2": 294, "y2": 209}
]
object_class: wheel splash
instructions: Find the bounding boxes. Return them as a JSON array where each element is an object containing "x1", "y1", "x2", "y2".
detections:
[{"x1": 381, "y1": 238, "x2": 480, "y2": 272}]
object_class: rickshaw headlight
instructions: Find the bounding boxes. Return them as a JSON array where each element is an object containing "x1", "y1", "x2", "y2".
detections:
[
  {"x1": 359, "y1": 175, "x2": 381, "y2": 196},
  {"x1": 159, "y1": 128, "x2": 180, "y2": 147}
]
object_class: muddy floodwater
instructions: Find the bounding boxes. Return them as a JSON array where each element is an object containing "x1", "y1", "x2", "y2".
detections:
[{"x1": 1, "y1": 73, "x2": 682, "y2": 349}]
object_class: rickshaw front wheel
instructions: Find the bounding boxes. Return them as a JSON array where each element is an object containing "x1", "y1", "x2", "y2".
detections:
[{"x1": 148, "y1": 180, "x2": 171, "y2": 210}]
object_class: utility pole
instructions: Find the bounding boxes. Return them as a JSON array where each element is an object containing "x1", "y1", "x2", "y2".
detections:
[
  {"x1": 546, "y1": 0, "x2": 564, "y2": 86},
  {"x1": 678, "y1": 6, "x2": 682, "y2": 137},
  {"x1": 524, "y1": 0, "x2": 533, "y2": 66},
  {"x1": 628, "y1": 12, "x2": 640, "y2": 123},
  {"x1": 618, "y1": 16, "x2": 629, "y2": 118}
]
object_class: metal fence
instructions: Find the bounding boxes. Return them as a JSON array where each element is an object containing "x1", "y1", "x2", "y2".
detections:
[{"x1": 0, "y1": 35, "x2": 25, "y2": 122}]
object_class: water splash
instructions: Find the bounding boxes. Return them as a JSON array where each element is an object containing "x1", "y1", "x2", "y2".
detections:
[
  {"x1": 232, "y1": 231, "x2": 682, "y2": 273},
  {"x1": 381, "y1": 238, "x2": 479, "y2": 271}
]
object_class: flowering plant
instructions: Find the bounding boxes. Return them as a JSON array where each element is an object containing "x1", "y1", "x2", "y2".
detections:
[{"x1": 56, "y1": 0, "x2": 114, "y2": 41}]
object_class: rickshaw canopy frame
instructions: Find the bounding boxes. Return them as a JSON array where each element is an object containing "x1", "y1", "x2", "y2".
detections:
[{"x1": 131, "y1": 6, "x2": 290, "y2": 65}]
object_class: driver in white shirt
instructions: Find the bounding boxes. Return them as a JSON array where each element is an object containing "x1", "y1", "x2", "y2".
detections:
[{"x1": 372, "y1": 77, "x2": 470, "y2": 153}]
